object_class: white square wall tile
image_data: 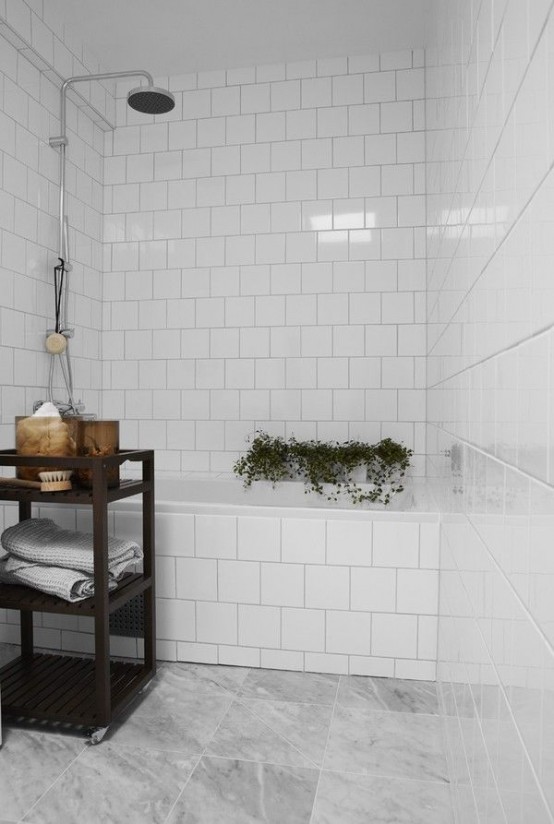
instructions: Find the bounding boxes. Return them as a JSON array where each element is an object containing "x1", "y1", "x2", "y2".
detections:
[
  {"x1": 156, "y1": 598, "x2": 195, "y2": 641},
  {"x1": 156, "y1": 557, "x2": 176, "y2": 598},
  {"x1": 351, "y1": 568, "x2": 397, "y2": 612},
  {"x1": 326, "y1": 611, "x2": 371, "y2": 655},
  {"x1": 238, "y1": 516, "x2": 280, "y2": 561},
  {"x1": 395, "y1": 660, "x2": 436, "y2": 681},
  {"x1": 261, "y1": 649, "x2": 304, "y2": 671},
  {"x1": 282, "y1": 608, "x2": 325, "y2": 652},
  {"x1": 177, "y1": 642, "x2": 218, "y2": 664},
  {"x1": 195, "y1": 514, "x2": 237, "y2": 558},
  {"x1": 364, "y1": 71, "x2": 396, "y2": 102},
  {"x1": 218, "y1": 560, "x2": 260, "y2": 604},
  {"x1": 326, "y1": 520, "x2": 372, "y2": 565},
  {"x1": 349, "y1": 655, "x2": 395, "y2": 678},
  {"x1": 261, "y1": 563, "x2": 304, "y2": 607},
  {"x1": 239, "y1": 604, "x2": 280, "y2": 647},
  {"x1": 372, "y1": 522, "x2": 419, "y2": 567},
  {"x1": 281, "y1": 518, "x2": 326, "y2": 563},
  {"x1": 419, "y1": 522, "x2": 440, "y2": 568},
  {"x1": 219, "y1": 646, "x2": 261, "y2": 667},
  {"x1": 306, "y1": 565, "x2": 349, "y2": 609},
  {"x1": 305, "y1": 653, "x2": 348, "y2": 675},
  {"x1": 371, "y1": 613, "x2": 417, "y2": 658},
  {"x1": 396, "y1": 570, "x2": 439, "y2": 614},
  {"x1": 418, "y1": 616, "x2": 438, "y2": 660},
  {"x1": 196, "y1": 601, "x2": 237, "y2": 645},
  {"x1": 176, "y1": 558, "x2": 217, "y2": 601}
]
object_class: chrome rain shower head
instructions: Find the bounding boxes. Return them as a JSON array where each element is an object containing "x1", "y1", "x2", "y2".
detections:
[{"x1": 127, "y1": 85, "x2": 175, "y2": 114}]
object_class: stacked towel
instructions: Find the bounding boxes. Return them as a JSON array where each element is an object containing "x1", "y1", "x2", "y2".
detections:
[{"x1": 0, "y1": 518, "x2": 143, "y2": 603}]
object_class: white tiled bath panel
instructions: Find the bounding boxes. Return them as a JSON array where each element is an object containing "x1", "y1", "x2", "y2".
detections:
[
  {"x1": 0, "y1": 506, "x2": 439, "y2": 681},
  {"x1": 427, "y1": 1, "x2": 554, "y2": 821},
  {"x1": 102, "y1": 50, "x2": 427, "y2": 473}
]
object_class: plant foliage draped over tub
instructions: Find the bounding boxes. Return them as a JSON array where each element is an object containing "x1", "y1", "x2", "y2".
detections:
[{"x1": 234, "y1": 432, "x2": 413, "y2": 505}]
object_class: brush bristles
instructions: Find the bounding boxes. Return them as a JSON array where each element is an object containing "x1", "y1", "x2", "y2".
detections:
[
  {"x1": 39, "y1": 471, "x2": 72, "y2": 482},
  {"x1": 39, "y1": 470, "x2": 73, "y2": 492}
]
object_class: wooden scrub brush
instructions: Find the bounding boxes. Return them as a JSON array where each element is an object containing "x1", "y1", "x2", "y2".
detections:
[
  {"x1": 38, "y1": 471, "x2": 73, "y2": 491},
  {"x1": 0, "y1": 471, "x2": 73, "y2": 492}
]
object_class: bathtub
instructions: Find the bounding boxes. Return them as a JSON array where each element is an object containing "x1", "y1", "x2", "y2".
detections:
[
  {"x1": 150, "y1": 473, "x2": 439, "y2": 515},
  {"x1": 0, "y1": 473, "x2": 440, "y2": 680}
]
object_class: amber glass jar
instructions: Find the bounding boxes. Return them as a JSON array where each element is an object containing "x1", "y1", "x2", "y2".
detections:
[
  {"x1": 75, "y1": 420, "x2": 120, "y2": 488},
  {"x1": 15, "y1": 415, "x2": 78, "y2": 481}
]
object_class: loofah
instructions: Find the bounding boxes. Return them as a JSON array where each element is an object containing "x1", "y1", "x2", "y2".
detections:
[
  {"x1": 16, "y1": 416, "x2": 76, "y2": 482},
  {"x1": 45, "y1": 332, "x2": 67, "y2": 354}
]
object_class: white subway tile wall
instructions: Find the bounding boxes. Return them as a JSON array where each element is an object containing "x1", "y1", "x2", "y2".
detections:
[
  {"x1": 427, "y1": 0, "x2": 554, "y2": 820},
  {"x1": 103, "y1": 52, "x2": 427, "y2": 471},
  {"x1": 0, "y1": 505, "x2": 439, "y2": 680},
  {"x1": 0, "y1": 1, "x2": 110, "y2": 442}
]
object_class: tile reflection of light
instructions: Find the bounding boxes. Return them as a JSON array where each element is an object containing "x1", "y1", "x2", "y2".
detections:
[
  {"x1": 309, "y1": 215, "x2": 333, "y2": 230},
  {"x1": 334, "y1": 211, "x2": 365, "y2": 229},
  {"x1": 318, "y1": 230, "x2": 348, "y2": 243},
  {"x1": 308, "y1": 210, "x2": 367, "y2": 231}
]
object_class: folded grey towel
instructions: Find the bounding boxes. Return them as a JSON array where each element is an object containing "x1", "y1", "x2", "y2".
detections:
[
  {"x1": 1, "y1": 518, "x2": 142, "y2": 578},
  {"x1": 0, "y1": 556, "x2": 118, "y2": 602}
]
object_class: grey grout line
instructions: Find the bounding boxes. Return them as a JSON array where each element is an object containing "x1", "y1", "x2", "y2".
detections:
[
  {"x1": 308, "y1": 671, "x2": 341, "y2": 823},
  {"x1": 162, "y1": 672, "x2": 250, "y2": 824},
  {"x1": 162, "y1": 752, "x2": 203, "y2": 824},
  {"x1": 232, "y1": 696, "x2": 323, "y2": 770},
  {"x1": 16, "y1": 736, "x2": 89, "y2": 822}
]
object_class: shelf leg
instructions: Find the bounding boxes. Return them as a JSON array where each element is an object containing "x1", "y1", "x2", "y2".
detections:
[
  {"x1": 93, "y1": 460, "x2": 111, "y2": 728},
  {"x1": 19, "y1": 501, "x2": 33, "y2": 660},
  {"x1": 20, "y1": 612, "x2": 33, "y2": 660},
  {"x1": 142, "y1": 455, "x2": 156, "y2": 675}
]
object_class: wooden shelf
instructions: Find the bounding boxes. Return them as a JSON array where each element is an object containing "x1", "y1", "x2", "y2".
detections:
[
  {"x1": 0, "y1": 653, "x2": 151, "y2": 725},
  {"x1": 0, "y1": 573, "x2": 152, "y2": 616},
  {"x1": 0, "y1": 479, "x2": 151, "y2": 505},
  {"x1": 0, "y1": 447, "x2": 156, "y2": 734}
]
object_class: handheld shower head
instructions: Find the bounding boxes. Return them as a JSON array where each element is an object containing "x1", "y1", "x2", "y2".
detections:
[{"x1": 127, "y1": 85, "x2": 175, "y2": 114}]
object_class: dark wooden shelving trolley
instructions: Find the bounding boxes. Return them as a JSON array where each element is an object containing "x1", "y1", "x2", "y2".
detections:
[{"x1": 0, "y1": 448, "x2": 155, "y2": 744}]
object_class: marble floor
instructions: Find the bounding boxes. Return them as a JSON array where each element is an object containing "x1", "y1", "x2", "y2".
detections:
[{"x1": 0, "y1": 644, "x2": 453, "y2": 824}]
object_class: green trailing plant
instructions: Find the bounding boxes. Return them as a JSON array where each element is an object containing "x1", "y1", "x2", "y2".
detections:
[{"x1": 234, "y1": 432, "x2": 413, "y2": 505}]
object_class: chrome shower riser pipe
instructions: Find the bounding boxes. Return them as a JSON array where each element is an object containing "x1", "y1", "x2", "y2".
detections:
[{"x1": 49, "y1": 69, "x2": 154, "y2": 264}]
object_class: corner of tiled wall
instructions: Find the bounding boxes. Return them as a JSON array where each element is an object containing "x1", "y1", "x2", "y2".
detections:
[{"x1": 427, "y1": 0, "x2": 554, "y2": 820}]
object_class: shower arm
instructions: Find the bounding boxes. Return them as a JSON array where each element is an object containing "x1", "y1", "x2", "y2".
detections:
[{"x1": 49, "y1": 69, "x2": 155, "y2": 265}]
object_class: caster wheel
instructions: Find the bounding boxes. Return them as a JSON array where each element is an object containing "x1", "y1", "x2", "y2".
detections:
[{"x1": 87, "y1": 726, "x2": 109, "y2": 745}]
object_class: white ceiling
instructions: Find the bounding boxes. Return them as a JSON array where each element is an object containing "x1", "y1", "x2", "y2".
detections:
[{"x1": 51, "y1": 0, "x2": 427, "y2": 77}]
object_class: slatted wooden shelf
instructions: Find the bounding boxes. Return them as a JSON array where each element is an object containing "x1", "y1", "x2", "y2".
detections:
[
  {"x1": 0, "y1": 478, "x2": 150, "y2": 505},
  {"x1": 0, "y1": 573, "x2": 151, "y2": 615},
  {"x1": 0, "y1": 653, "x2": 151, "y2": 725}
]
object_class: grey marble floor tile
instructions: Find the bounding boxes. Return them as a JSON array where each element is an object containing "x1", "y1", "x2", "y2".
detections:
[
  {"x1": 0, "y1": 727, "x2": 84, "y2": 820},
  {"x1": 22, "y1": 743, "x2": 197, "y2": 824},
  {"x1": 131, "y1": 662, "x2": 247, "y2": 717},
  {"x1": 324, "y1": 706, "x2": 448, "y2": 783},
  {"x1": 107, "y1": 692, "x2": 233, "y2": 754},
  {"x1": 206, "y1": 701, "x2": 315, "y2": 768},
  {"x1": 239, "y1": 669, "x2": 339, "y2": 705},
  {"x1": 160, "y1": 662, "x2": 250, "y2": 694},
  {"x1": 166, "y1": 756, "x2": 319, "y2": 823},
  {"x1": 337, "y1": 676, "x2": 439, "y2": 714},
  {"x1": 311, "y1": 771, "x2": 453, "y2": 824},
  {"x1": 244, "y1": 698, "x2": 333, "y2": 766}
]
